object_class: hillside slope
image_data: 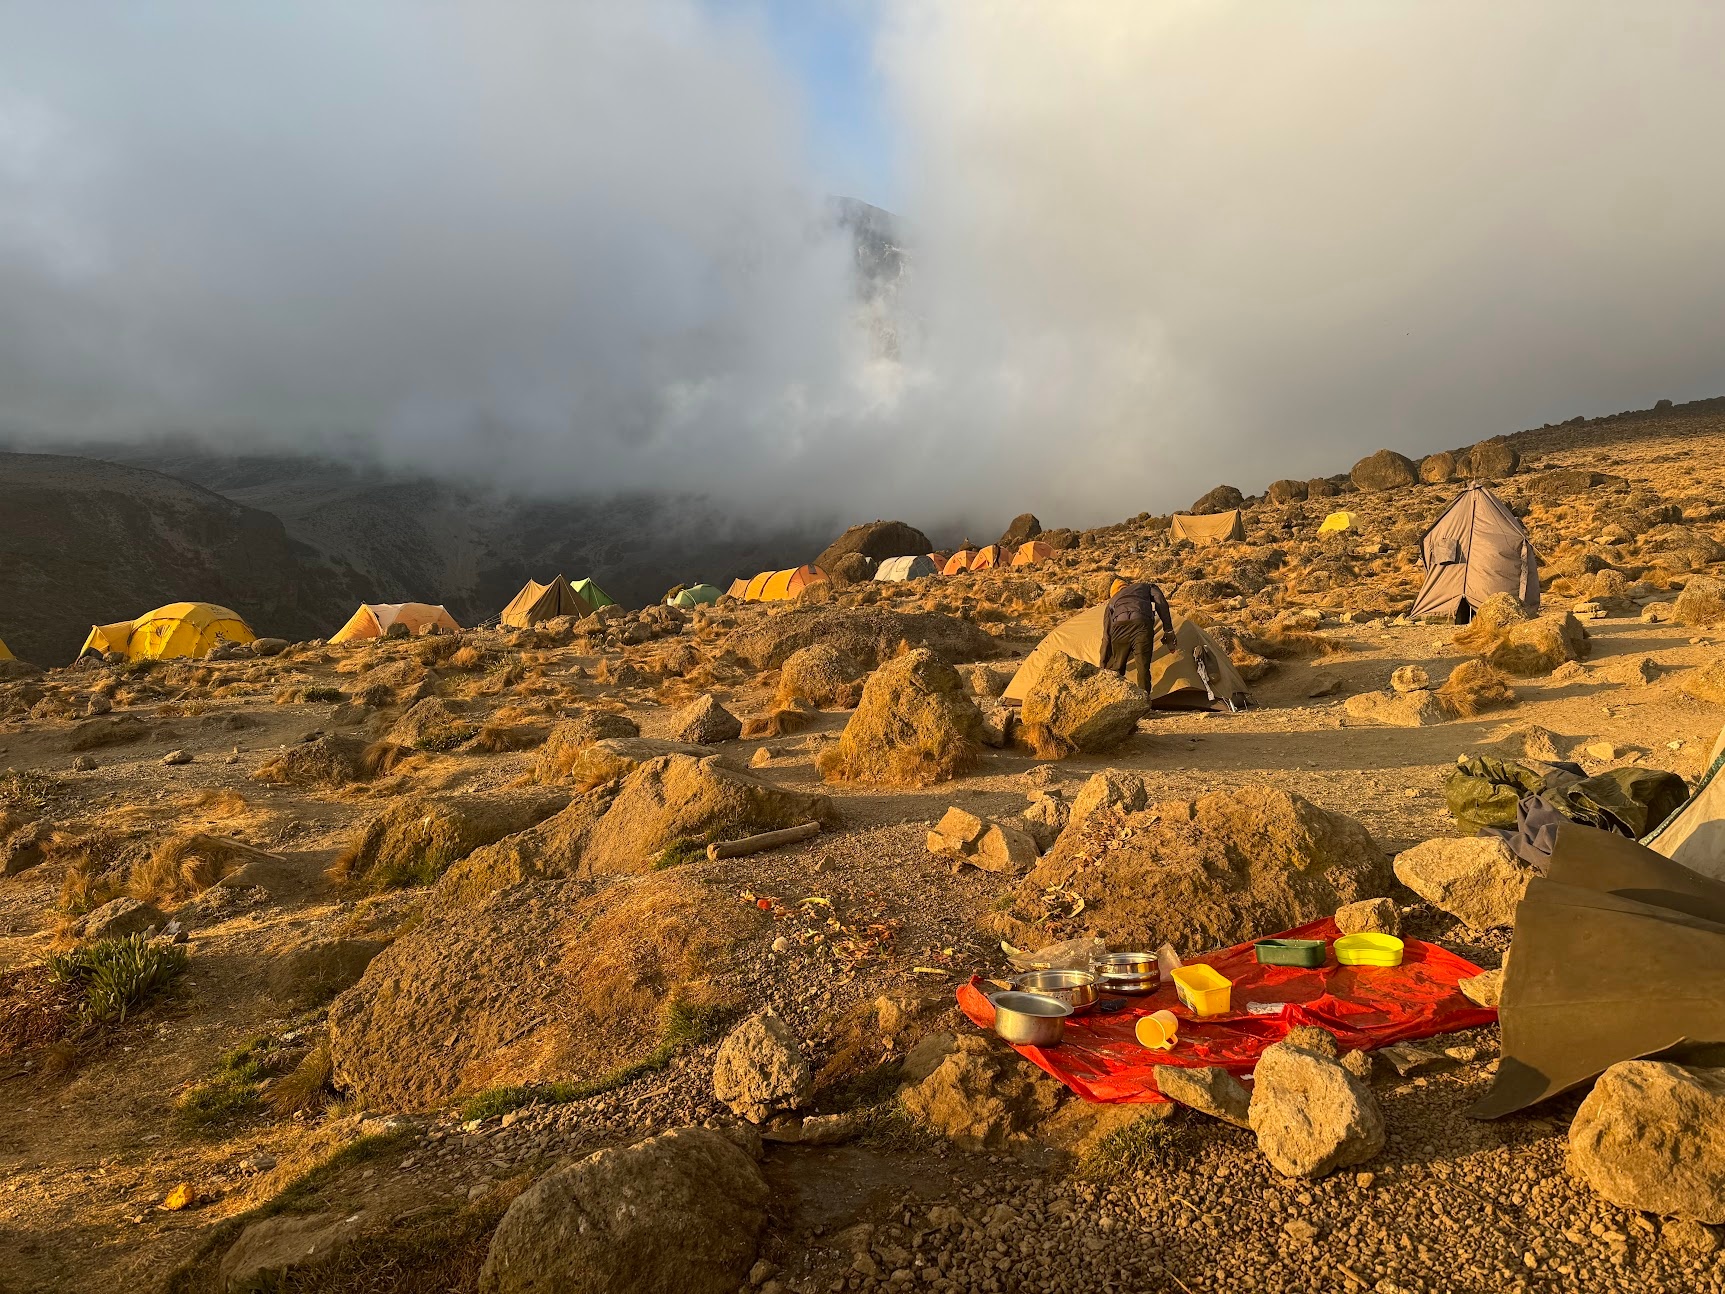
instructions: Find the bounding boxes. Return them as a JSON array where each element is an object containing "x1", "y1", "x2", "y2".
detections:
[{"x1": 0, "y1": 452, "x2": 365, "y2": 663}]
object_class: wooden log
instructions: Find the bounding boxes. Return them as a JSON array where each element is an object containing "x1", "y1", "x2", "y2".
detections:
[{"x1": 706, "y1": 821, "x2": 823, "y2": 861}]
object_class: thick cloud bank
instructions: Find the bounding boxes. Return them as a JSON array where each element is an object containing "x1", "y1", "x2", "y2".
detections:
[{"x1": 3, "y1": 2, "x2": 1723, "y2": 525}]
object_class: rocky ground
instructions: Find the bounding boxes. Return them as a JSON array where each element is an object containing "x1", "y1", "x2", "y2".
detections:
[{"x1": 3, "y1": 399, "x2": 1725, "y2": 1294}]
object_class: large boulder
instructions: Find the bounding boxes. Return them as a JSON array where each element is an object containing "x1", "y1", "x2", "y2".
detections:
[
  {"x1": 1350, "y1": 450, "x2": 1418, "y2": 491},
  {"x1": 1680, "y1": 660, "x2": 1725, "y2": 705},
  {"x1": 1675, "y1": 576, "x2": 1725, "y2": 627},
  {"x1": 724, "y1": 607, "x2": 995, "y2": 671},
  {"x1": 432, "y1": 787, "x2": 618, "y2": 912},
  {"x1": 814, "y1": 520, "x2": 935, "y2": 576},
  {"x1": 219, "y1": 1212, "x2": 366, "y2": 1292},
  {"x1": 564, "y1": 737, "x2": 713, "y2": 789},
  {"x1": 997, "y1": 513, "x2": 1043, "y2": 547},
  {"x1": 534, "y1": 710, "x2": 642, "y2": 782},
  {"x1": 329, "y1": 873, "x2": 758, "y2": 1109},
  {"x1": 338, "y1": 791, "x2": 569, "y2": 891},
  {"x1": 1528, "y1": 468, "x2": 1629, "y2": 498},
  {"x1": 1249, "y1": 1035, "x2": 1385, "y2": 1178},
  {"x1": 479, "y1": 1127, "x2": 769, "y2": 1294},
  {"x1": 668, "y1": 695, "x2": 742, "y2": 745},
  {"x1": 826, "y1": 551, "x2": 874, "y2": 586},
  {"x1": 1017, "y1": 651, "x2": 1151, "y2": 755},
  {"x1": 1190, "y1": 485, "x2": 1246, "y2": 515},
  {"x1": 1468, "y1": 438, "x2": 1520, "y2": 479},
  {"x1": 1418, "y1": 452, "x2": 1457, "y2": 484},
  {"x1": 1485, "y1": 613, "x2": 1589, "y2": 676},
  {"x1": 386, "y1": 697, "x2": 478, "y2": 751},
  {"x1": 1265, "y1": 479, "x2": 1309, "y2": 504},
  {"x1": 776, "y1": 643, "x2": 865, "y2": 710},
  {"x1": 1568, "y1": 1061, "x2": 1725, "y2": 1223},
  {"x1": 711, "y1": 1013, "x2": 812, "y2": 1122},
  {"x1": 899, "y1": 1035, "x2": 1063, "y2": 1151},
  {"x1": 69, "y1": 896, "x2": 164, "y2": 942},
  {"x1": 989, "y1": 786, "x2": 1391, "y2": 951},
  {"x1": 583, "y1": 754, "x2": 838, "y2": 875},
  {"x1": 1344, "y1": 688, "x2": 1446, "y2": 728},
  {"x1": 1393, "y1": 835, "x2": 1533, "y2": 930},
  {"x1": 816, "y1": 649, "x2": 983, "y2": 788}
]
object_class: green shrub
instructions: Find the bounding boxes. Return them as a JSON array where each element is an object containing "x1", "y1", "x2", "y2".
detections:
[
  {"x1": 457, "y1": 998, "x2": 733, "y2": 1122},
  {"x1": 45, "y1": 933, "x2": 188, "y2": 1024},
  {"x1": 177, "y1": 1039, "x2": 269, "y2": 1131}
]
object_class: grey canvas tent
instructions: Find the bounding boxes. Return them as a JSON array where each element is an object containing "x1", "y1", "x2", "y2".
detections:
[
  {"x1": 874, "y1": 555, "x2": 938, "y2": 582},
  {"x1": 1408, "y1": 483, "x2": 1540, "y2": 623},
  {"x1": 1643, "y1": 724, "x2": 1725, "y2": 882}
]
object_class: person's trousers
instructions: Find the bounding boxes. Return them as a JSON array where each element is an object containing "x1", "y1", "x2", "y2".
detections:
[{"x1": 1104, "y1": 620, "x2": 1153, "y2": 692}]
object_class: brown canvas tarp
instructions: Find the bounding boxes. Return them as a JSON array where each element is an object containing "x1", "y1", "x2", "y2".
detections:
[
  {"x1": 1002, "y1": 604, "x2": 1250, "y2": 711},
  {"x1": 1170, "y1": 510, "x2": 1246, "y2": 544},
  {"x1": 500, "y1": 576, "x2": 592, "y2": 628},
  {"x1": 1468, "y1": 824, "x2": 1725, "y2": 1119},
  {"x1": 1643, "y1": 725, "x2": 1725, "y2": 882},
  {"x1": 1408, "y1": 483, "x2": 1540, "y2": 622}
]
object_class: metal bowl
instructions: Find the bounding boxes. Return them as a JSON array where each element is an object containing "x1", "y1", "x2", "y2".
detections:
[
  {"x1": 990, "y1": 991, "x2": 1072, "y2": 1046},
  {"x1": 1013, "y1": 968, "x2": 1099, "y2": 1014},
  {"x1": 1096, "y1": 951, "x2": 1157, "y2": 977},
  {"x1": 1097, "y1": 971, "x2": 1159, "y2": 996}
]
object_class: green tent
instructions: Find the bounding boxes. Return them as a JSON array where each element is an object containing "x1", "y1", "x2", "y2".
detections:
[
  {"x1": 570, "y1": 578, "x2": 615, "y2": 609},
  {"x1": 668, "y1": 584, "x2": 722, "y2": 610}
]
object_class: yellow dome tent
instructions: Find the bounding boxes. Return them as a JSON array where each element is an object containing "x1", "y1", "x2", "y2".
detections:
[
  {"x1": 1317, "y1": 511, "x2": 1357, "y2": 535},
  {"x1": 331, "y1": 602, "x2": 461, "y2": 644},
  {"x1": 79, "y1": 603, "x2": 256, "y2": 662}
]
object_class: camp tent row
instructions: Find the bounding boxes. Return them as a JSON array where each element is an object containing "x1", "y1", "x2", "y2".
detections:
[
  {"x1": 730, "y1": 565, "x2": 829, "y2": 602},
  {"x1": 1409, "y1": 483, "x2": 1540, "y2": 623},
  {"x1": 945, "y1": 540, "x2": 1053, "y2": 575},
  {"x1": 498, "y1": 575, "x2": 613, "y2": 628},
  {"x1": 331, "y1": 602, "x2": 460, "y2": 644},
  {"x1": 1003, "y1": 603, "x2": 1250, "y2": 712}
]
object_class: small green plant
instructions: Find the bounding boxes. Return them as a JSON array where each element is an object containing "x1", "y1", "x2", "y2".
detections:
[
  {"x1": 650, "y1": 837, "x2": 709, "y2": 870},
  {"x1": 45, "y1": 933, "x2": 187, "y2": 1024},
  {"x1": 456, "y1": 998, "x2": 733, "y2": 1122},
  {"x1": 177, "y1": 1038, "x2": 270, "y2": 1131},
  {"x1": 1078, "y1": 1115, "x2": 1181, "y2": 1180}
]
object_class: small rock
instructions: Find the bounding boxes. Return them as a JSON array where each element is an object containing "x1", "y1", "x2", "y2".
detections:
[
  {"x1": 1152, "y1": 1065, "x2": 1251, "y2": 1128},
  {"x1": 1567, "y1": 1060, "x2": 1725, "y2": 1222},
  {"x1": 1375, "y1": 1042, "x2": 1453, "y2": 1077},
  {"x1": 1662, "y1": 1218, "x2": 1722, "y2": 1255},
  {"x1": 1389, "y1": 665, "x2": 1430, "y2": 693},
  {"x1": 712, "y1": 1013, "x2": 813, "y2": 1124},
  {"x1": 1458, "y1": 968, "x2": 1504, "y2": 1008},
  {"x1": 1334, "y1": 897, "x2": 1399, "y2": 936},
  {"x1": 71, "y1": 754, "x2": 97, "y2": 771},
  {"x1": 669, "y1": 695, "x2": 743, "y2": 745},
  {"x1": 161, "y1": 749, "x2": 193, "y2": 766},
  {"x1": 1585, "y1": 740, "x2": 1623, "y2": 762}
]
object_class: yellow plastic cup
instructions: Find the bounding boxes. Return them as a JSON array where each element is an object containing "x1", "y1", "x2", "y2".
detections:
[{"x1": 1135, "y1": 1009, "x2": 1180, "y2": 1050}]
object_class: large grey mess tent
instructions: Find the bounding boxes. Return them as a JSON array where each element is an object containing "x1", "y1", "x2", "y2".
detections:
[
  {"x1": 1002, "y1": 604, "x2": 1250, "y2": 711},
  {"x1": 1642, "y1": 724, "x2": 1725, "y2": 881},
  {"x1": 1170, "y1": 510, "x2": 1246, "y2": 545},
  {"x1": 1408, "y1": 483, "x2": 1540, "y2": 623},
  {"x1": 1467, "y1": 823, "x2": 1725, "y2": 1119},
  {"x1": 874, "y1": 555, "x2": 939, "y2": 581}
]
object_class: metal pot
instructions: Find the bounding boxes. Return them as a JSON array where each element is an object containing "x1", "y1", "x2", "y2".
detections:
[
  {"x1": 989, "y1": 991, "x2": 1072, "y2": 1046},
  {"x1": 1013, "y1": 968, "x2": 1099, "y2": 1014},
  {"x1": 1095, "y1": 951, "x2": 1157, "y2": 977}
]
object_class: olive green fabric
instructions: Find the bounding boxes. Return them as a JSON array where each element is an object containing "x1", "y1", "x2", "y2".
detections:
[
  {"x1": 1468, "y1": 824, "x2": 1725, "y2": 1118},
  {"x1": 1446, "y1": 755, "x2": 1689, "y2": 840}
]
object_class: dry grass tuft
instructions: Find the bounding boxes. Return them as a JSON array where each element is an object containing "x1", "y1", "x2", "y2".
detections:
[
  {"x1": 1258, "y1": 625, "x2": 1347, "y2": 657},
  {"x1": 445, "y1": 644, "x2": 486, "y2": 671},
  {"x1": 742, "y1": 706, "x2": 815, "y2": 739},
  {"x1": 464, "y1": 723, "x2": 546, "y2": 754},
  {"x1": 1435, "y1": 659, "x2": 1518, "y2": 718},
  {"x1": 267, "y1": 1043, "x2": 336, "y2": 1117},
  {"x1": 127, "y1": 833, "x2": 266, "y2": 904},
  {"x1": 1017, "y1": 721, "x2": 1076, "y2": 761}
]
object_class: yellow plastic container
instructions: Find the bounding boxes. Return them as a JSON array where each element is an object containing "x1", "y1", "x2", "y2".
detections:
[
  {"x1": 1334, "y1": 933, "x2": 1404, "y2": 967},
  {"x1": 1171, "y1": 964, "x2": 1233, "y2": 1016},
  {"x1": 1135, "y1": 1009, "x2": 1180, "y2": 1050}
]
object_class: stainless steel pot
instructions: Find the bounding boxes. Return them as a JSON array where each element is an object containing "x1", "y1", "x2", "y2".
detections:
[
  {"x1": 1013, "y1": 968, "x2": 1099, "y2": 1014},
  {"x1": 1095, "y1": 951, "x2": 1157, "y2": 977},
  {"x1": 989, "y1": 991, "x2": 1072, "y2": 1046}
]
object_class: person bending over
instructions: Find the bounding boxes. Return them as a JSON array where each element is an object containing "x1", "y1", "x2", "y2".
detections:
[{"x1": 1101, "y1": 577, "x2": 1178, "y2": 693}]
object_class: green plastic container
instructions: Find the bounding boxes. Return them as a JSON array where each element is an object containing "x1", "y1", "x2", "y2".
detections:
[{"x1": 1254, "y1": 938, "x2": 1327, "y2": 968}]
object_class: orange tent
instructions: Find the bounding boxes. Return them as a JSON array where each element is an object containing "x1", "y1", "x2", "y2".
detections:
[
  {"x1": 941, "y1": 551, "x2": 973, "y2": 576},
  {"x1": 927, "y1": 552, "x2": 949, "y2": 568},
  {"x1": 740, "y1": 566, "x2": 828, "y2": 602},
  {"x1": 968, "y1": 545, "x2": 1004, "y2": 571},
  {"x1": 1010, "y1": 540, "x2": 1054, "y2": 567},
  {"x1": 331, "y1": 602, "x2": 461, "y2": 644}
]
